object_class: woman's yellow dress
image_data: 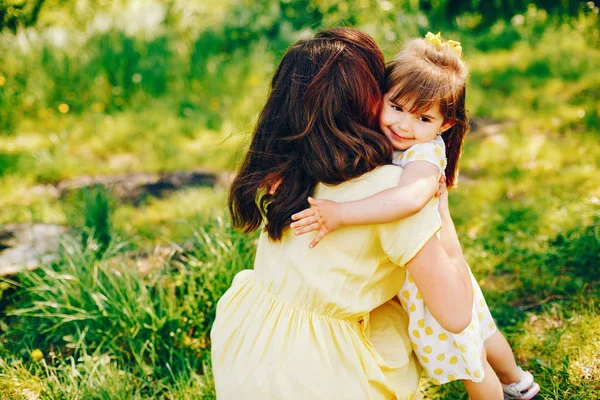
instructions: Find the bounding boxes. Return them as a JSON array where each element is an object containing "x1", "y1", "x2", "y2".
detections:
[{"x1": 211, "y1": 165, "x2": 442, "y2": 400}]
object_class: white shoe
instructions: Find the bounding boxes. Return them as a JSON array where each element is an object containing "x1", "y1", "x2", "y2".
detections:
[{"x1": 502, "y1": 368, "x2": 540, "y2": 400}]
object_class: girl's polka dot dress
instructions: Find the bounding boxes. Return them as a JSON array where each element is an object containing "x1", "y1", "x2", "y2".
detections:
[{"x1": 393, "y1": 135, "x2": 497, "y2": 384}]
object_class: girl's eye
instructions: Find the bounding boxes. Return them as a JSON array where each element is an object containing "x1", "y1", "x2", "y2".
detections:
[
  {"x1": 418, "y1": 116, "x2": 431, "y2": 123},
  {"x1": 391, "y1": 105, "x2": 403, "y2": 112}
]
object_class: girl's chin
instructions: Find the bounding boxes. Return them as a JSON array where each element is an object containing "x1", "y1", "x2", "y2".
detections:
[
  {"x1": 393, "y1": 147, "x2": 411, "y2": 152},
  {"x1": 391, "y1": 141, "x2": 412, "y2": 151}
]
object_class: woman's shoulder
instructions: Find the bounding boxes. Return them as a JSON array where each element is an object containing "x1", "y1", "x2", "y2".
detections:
[
  {"x1": 315, "y1": 164, "x2": 402, "y2": 200},
  {"x1": 347, "y1": 164, "x2": 403, "y2": 192},
  {"x1": 363, "y1": 164, "x2": 403, "y2": 189}
]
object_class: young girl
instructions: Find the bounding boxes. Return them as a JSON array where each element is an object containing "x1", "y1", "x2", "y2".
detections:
[{"x1": 290, "y1": 33, "x2": 540, "y2": 400}]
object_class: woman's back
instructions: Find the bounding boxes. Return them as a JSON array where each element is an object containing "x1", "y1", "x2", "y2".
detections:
[
  {"x1": 211, "y1": 165, "x2": 442, "y2": 400},
  {"x1": 253, "y1": 164, "x2": 441, "y2": 317}
]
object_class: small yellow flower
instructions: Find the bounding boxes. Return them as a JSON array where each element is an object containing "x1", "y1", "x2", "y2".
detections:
[
  {"x1": 58, "y1": 103, "x2": 70, "y2": 114},
  {"x1": 0, "y1": 76, "x2": 5, "y2": 86},
  {"x1": 31, "y1": 349, "x2": 44, "y2": 362},
  {"x1": 425, "y1": 32, "x2": 443, "y2": 49}
]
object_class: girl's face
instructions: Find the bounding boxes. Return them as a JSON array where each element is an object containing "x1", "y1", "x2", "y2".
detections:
[{"x1": 379, "y1": 86, "x2": 454, "y2": 151}]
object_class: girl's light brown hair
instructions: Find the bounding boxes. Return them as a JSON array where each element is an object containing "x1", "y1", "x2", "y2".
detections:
[
  {"x1": 385, "y1": 38, "x2": 469, "y2": 187},
  {"x1": 229, "y1": 28, "x2": 392, "y2": 241}
]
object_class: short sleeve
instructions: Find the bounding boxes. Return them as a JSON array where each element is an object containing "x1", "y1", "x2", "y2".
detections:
[
  {"x1": 378, "y1": 199, "x2": 442, "y2": 266},
  {"x1": 397, "y1": 136, "x2": 446, "y2": 178}
]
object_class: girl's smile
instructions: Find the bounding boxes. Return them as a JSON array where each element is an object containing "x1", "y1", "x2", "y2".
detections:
[{"x1": 389, "y1": 129, "x2": 411, "y2": 141}]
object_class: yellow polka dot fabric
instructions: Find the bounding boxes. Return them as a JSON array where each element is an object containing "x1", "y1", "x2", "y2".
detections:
[
  {"x1": 392, "y1": 135, "x2": 446, "y2": 179},
  {"x1": 399, "y1": 266, "x2": 497, "y2": 385}
]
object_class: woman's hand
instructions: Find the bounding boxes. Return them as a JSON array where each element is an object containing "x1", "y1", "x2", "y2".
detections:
[{"x1": 290, "y1": 197, "x2": 342, "y2": 248}]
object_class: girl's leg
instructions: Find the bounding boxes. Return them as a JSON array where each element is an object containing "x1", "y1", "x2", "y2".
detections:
[
  {"x1": 485, "y1": 330, "x2": 522, "y2": 384},
  {"x1": 463, "y1": 347, "x2": 503, "y2": 400}
]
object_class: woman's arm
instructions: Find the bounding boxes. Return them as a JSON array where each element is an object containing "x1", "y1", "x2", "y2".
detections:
[
  {"x1": 405, "y1": 235, "x2": 474, "y2": 333},
  {"x1": 291, "y1": 161, "x2": 439, "y2": 247}
]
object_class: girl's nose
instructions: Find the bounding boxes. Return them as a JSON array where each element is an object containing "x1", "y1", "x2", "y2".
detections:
[{"x1": 397, "y1": 114, "x2": 412, "y2": 131}]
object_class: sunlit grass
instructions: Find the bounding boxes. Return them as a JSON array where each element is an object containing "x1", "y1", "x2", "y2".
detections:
[
  {"x1": 7, "y1": 103, "x2": 247, "y2": 182},
  {"x1": 114, "y1": 187, "x2": 227, "y2": 244},
  {"x1": 466, "y1": 12, "x2": 600, "y2": 131},
  {"x1": 1, "y1": 214, "x2": 251, "y2": 398}
]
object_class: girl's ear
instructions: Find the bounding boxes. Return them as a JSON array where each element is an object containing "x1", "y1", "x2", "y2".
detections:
[{"x1": 441, "y1": 120, "x2": 456, "y2": 133}]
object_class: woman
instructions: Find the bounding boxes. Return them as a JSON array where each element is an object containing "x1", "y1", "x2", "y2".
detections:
[{"x1": 211, "y1": 27, "x2": 474, "y2": 400}]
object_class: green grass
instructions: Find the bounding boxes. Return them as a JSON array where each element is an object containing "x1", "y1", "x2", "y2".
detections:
[
  {"x1": 0, "y1": 215, "x2": 254, "y2": 399},
  {"x1": 0, "y1": 7, "x2": 598, "y2": 400}
]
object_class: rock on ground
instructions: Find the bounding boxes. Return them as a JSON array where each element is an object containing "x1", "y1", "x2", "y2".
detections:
[{"x1": 0, "y1": 223, "x2": 68, "y2": 276}]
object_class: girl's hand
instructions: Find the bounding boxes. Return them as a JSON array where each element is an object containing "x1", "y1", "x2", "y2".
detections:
[
  {"x1": 435, "y1": 176, "x2": 446, "y2": 197},
  {"x1": 437, "y1": 177, "x2": 449, "y2": 214},
  {"x1": 290, "y1": 197, "x2": 341, "y2": 248}
]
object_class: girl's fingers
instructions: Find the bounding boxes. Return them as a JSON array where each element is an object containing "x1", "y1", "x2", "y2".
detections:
[
  {"x1": 291, "y1": 208, "x2": 315, "y2": 221},
  {"x1": 290, "y1": 215, "x2": 319, "y2": 229},
  {"x1": 268, "y1": 178, "x2": 283, "y2": 195},
  {"x1": 435, "y1": 176, "x2": 447, "y2": 197},
  {"x1": 309, "y1": 229, "x2": 329, "y2": 248},
  {"x1": 294, "y1": 222, "x2": 320, "y2": 235}
]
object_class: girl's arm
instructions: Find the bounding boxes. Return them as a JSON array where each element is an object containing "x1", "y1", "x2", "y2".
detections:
[
  {"x1": 291, "y1": 161, "x2": 440, "y2": 247},
  {"x1": 346, "y1": 161, "x2": 440, "y2": 223}
]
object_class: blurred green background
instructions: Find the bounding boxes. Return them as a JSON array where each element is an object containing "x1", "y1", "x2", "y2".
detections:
[{"x1": 0, "y1": 0, "x2": 598, "y2": 399}]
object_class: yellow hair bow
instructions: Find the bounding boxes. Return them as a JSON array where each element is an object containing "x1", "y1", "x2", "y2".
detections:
[
  {"x1": 425, "y1": 32, "x2": 462, "y2": 57},
  {"x1": 445, "y1": 39, "x2": 463, "y2": 57},
  {"x1": 425, "y1": 32, "x2": 443, "y2": 49}
]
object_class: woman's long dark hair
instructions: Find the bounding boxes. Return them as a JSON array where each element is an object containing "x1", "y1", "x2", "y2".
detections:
[{"x1": 229, "y1": 28, "x2": 393, "y2": 241}]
